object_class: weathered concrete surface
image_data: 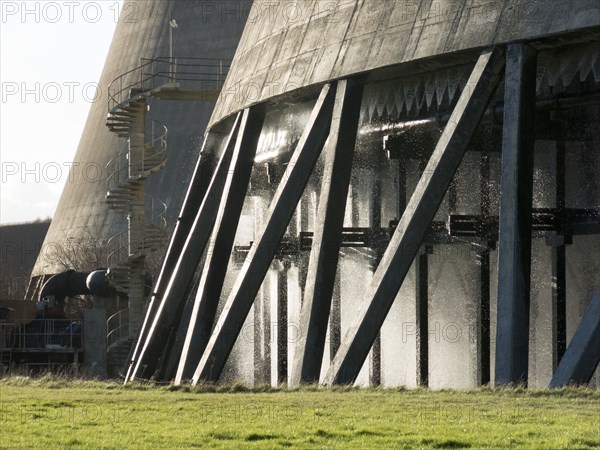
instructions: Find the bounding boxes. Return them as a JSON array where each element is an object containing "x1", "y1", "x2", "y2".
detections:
[
  {"x1": 495, "y1": 43, "x2": 538, "y2": 386},
  {"x1": 209, "y1": 0, "x2": 600, "y2": 127},
  {"x1": 83, "y1": 298, "x2": 108, "y2": 378},
  {"x1": 32, "y1": 0, "x2": 250, "y2": 277}
]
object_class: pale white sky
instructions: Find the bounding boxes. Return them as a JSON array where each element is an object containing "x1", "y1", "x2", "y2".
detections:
[{"x1": 0, "y1": 0, "x2": 124, "y2": 224}]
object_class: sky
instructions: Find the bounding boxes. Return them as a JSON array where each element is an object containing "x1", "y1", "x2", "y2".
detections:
[{"x1": 0, "y1": 0, "x2": 124, "y2": 224}]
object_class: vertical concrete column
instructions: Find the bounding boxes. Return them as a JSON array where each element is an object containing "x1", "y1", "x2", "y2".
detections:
[
  {"x1": 127, "y1": 114, "x2": 242, "y2": 382},
  {"x1": 549, "y1": 142, "x2": 568, "y2": 369},
  {"x1": 83, "y1": 297, "x2": 108, "y2": 378},
  {"x1": 548, "y1": 233, "x2": 568, "y2": 368},
  {"x1": 415, "y1": 247, "x2": 430, "y2": 387},
  {"x1": 324, "y1": 47, "x2": 505, "y2": 386},
  {"x1": 277, "y1": 262, "x2": 289, "y2": 385},
  {"x1": 369, "y1": 169, "x2": 382, "y2": 387},
  {"x1": 329, "y1": 273, "x2": 341, "y2": 363},
  {"x1": 253, "y1": 193, "x2": 272, "y2": 386},
  {"x1": 193, "y1": 84, "x2": 336, "y2": 384},
  {"x1": 495, "y1": 43, "x2": 537, "y2": 386},
  {"x1": 478, "y1": 151, "x2": 492, "y2": 385},
  {"x1": 414, "y1": 159, "x2": 429, "y2": 387},
  {"x1": 297, "y1": 197, "x2": 310, "y2": 302},
  {"x1": 253, "y1": 272, "x2": 271, "y2": 386}
]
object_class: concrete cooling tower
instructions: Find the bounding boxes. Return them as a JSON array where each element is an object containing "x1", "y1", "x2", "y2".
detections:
[
  {"x1": 17, "y1": 0, "x2": 599, "y2": 388},
  {"x1": 126, "y1": 0, "x2": 600, "y2": 389},
  {"x1": 21, "y1": 0, "x2": 250, "y2": 375}
]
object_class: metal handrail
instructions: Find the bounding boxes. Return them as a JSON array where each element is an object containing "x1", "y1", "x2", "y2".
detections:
[
  {"x1": 106, "y1": 231, "x2": 128, "y2": 268},
  {"x1": 107, "y1": 308, "x2": 129, "y2": 349},
  {"x1": 107, "y1": 57, "x2": 230, "y2": 113},
  {"x1": 7, "y1": 319, "x2": 82, "y2": 350},
  {"x1": 145, "y1": 194, "x2": 168, "y2": 230},
  {"x1": 106, "y1": 195, "x2": 167, "y2": 267},
  {"x1": 106, "y1": 120, "x2": 168, "y2": 189}
]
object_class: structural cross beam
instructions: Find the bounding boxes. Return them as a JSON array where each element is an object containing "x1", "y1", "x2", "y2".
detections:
[
  {"x1": 125, "y1": 113, "x2": 243, "y2": 382},
  {"x1": 175, "y1": 108, "x2": 265, "y2": 383},
  {"x1": 191, "y1": 83, "x2": 336, "y2": 384},
  {"x1": 323, "y1": 47, "x2": 506, "y2": 386},
  {"x1": 124, "y1": 129, "x2": 218, "y2": 382},
  {"x1": 291, "y1": 79, "x2": 364, "y2": 386}
]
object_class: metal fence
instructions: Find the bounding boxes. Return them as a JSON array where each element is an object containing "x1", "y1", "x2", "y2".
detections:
[{"x1": 3, "y1": 319, "x2": 82, "y2": 350}]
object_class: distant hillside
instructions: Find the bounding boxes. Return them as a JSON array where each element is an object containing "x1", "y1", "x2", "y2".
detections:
[{"x1": 0, "y1": 220, "x2": 51, "y2": 300}]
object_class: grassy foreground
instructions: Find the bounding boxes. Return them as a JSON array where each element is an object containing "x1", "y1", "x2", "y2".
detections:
[{"x1": 0, "y1": 377, "x2": 599, "y2": 449}]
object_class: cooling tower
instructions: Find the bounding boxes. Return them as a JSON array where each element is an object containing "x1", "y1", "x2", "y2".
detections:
[
  {"x1": 30, "y1": 0, "x2": 250, "y2": 283},
  {"x1": 128, "y1": 0, "x2": 600, "y2": 389},
  {"x1": 20, "y1": 0, "x2": 251, "y2": 375}
]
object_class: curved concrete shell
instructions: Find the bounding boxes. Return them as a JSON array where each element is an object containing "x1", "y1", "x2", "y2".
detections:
[
  {"x1": 209, "y1": 0, "x2": 600, "y2": 127},
  {"x1": 127, "y1": 0, "x2": 599, "y2": 388},
  {"x1": 31, "y1": 0, "x2": 250, "y2": 278},
  {"x1": 26, "y1": 0, "x2": 599, "y2": 387}
]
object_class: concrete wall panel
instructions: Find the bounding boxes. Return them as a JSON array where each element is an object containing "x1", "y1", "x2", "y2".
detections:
[
  {"x1": 209, "y1": 0, "x2": 599, "y2": 127},
  {"x1": 32, "y1": 0, "x2": 250, "y2": 277}
]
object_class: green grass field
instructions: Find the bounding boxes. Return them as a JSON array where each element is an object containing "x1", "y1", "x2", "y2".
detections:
[{"x1": 0, "y1": 376, "x2": 598, "y2": 449}]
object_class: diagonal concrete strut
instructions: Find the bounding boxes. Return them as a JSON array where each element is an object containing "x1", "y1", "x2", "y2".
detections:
[
  {"x1": 126, "y1": 112, "x2": 242, "y2": 382},
  {"x1": 175, "y1": 108, "x2": 265, "y2": 383},
  {"x1": 323, "y1": 47, "x2": 506, "y2": 386},
  {"x1": 550, "y1": 286, "x2": 600, "y2": 388},
  {"x1": 192, "y1": 83, "x2": 337, "y2": 384},
  {"x1": 290, "y1": 78, "x2": 364, "y2": 386}
]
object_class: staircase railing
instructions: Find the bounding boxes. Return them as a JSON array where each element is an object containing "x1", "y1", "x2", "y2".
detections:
[
  {"x1": 7, "y1": 319, "x2": 82, "y2": 350},
  {"x1": 107, "y1": 309, "x2": 129, "y2": 349},
  {"x1": 106, "y1": 196, "x2": 168, "y2": 267},
  {"x1": 107, "y1": 57, "x2": 230, "y2": 112},
  {"x1": 145, "y1": 195, "x2": 168, "y2": 230},
  {"x1": 106, "y1": 120, "x2": 168, "y2": 189},
  {"x1": 105, "y1": 57, "x2": 222, "y2": 299}
]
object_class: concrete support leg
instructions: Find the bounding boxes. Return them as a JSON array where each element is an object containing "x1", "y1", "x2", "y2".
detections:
[
  {"x1": 126, "y1": 113, "x2": 242, "y2": 382},
  {"x1": 126, "y1": 131, "x2": 217, "y2": 381},
  {"x1": 478, "y1": 249, "x2": 491, "y2": 385},
  {"x1": 551, "y1": 240, "x2": 567, "y2": 366},
  {"x1": 550, "y1": 286, "x2": 600, "y2": 388},
  {"x1": 175, "y1": 108, "x2": 264, "y2": 383},
  {"x1": 192, "y1": 83, "x2": 336, "y2": 384},
  {"x1": 324, "y1": 47, "x2": 505, "y2": 385},
  {"x1": 329, "y1": 274, "x2": 341, "y2": 361},
  {"x1": 415, "y1": 247, "x2": 430, "y2": 387},
  {"x1": 161, "y1": 291, "x2": 196, "y2": 381},
  {"x1": 291, "y1": 79, "x2": 363, "y2": 386},
  {"x1": 253, "y1": 274, "x2": 271, "y2": 386},
  {"x1": 479, "y1": 151, "x2": 492, "y2": 386},
  {"x1": 495, "y1": 43, "x2": 538, "y2": 386},
  {"x1": 277, "y1": 263, "x2": 289, "y2": 385},
  {"x1": 369, "y1": 332, "x2": 381, "y2": 387},
  {"x1": 83, "y1": 298, "x2": 108, "y2": 378},
  {"x1": 369, "y1": 170, "x2": 383, "y2": 388},
  {"x1": 551, "y1": 142, "x2": 567, "y2": 369}
]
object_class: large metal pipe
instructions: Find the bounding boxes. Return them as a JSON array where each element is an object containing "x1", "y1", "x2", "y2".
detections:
[{"x1": 39, "y1": 269, "x2": 117, "y2": 301}]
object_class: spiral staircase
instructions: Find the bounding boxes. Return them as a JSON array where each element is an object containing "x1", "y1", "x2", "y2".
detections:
[{"x1": 103, "y1": 57, "x2": 229, "y2": 375}]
